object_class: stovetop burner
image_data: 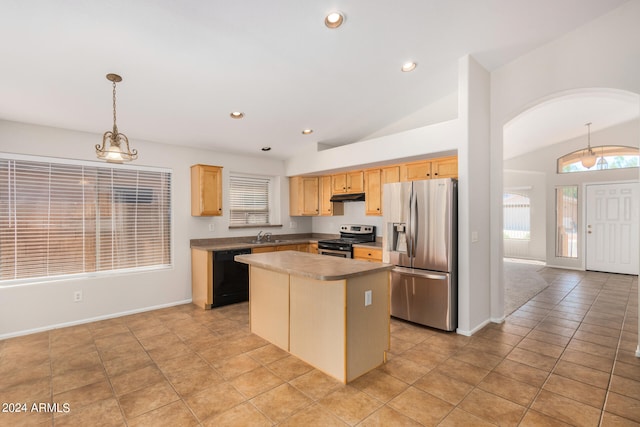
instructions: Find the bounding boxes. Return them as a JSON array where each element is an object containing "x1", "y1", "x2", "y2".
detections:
[{"x1": 317, "y1": 224, "x2": 376, "y2": 251}]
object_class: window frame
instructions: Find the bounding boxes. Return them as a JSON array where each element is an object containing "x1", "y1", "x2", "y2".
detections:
[
  {"x1": 0, "y1": 153, "x2": 172, "y2": 286},
  {"x1": 228, "y1": 172, "x2": 279, "y2": 228},
  {"x1": 557, "y1": 145, "x2": 639, "y2": 173}
]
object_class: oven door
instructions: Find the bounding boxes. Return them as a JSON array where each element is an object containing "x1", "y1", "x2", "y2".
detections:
[{"x1": 318, "y1": 248, "x2": 352, "y2": 258}]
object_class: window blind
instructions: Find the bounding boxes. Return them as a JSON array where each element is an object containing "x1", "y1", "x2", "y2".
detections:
[
  {"x1": 229, "y1": 175, "x2": 270, "y2": 226},
  {"x1": 0, "y1": 156, "x2": 171, "y2": 283}
]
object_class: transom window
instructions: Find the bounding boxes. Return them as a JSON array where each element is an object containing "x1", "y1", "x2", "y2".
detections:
[
  {"x1": 557, "y1": 145, "x2": 639, "y2": 173},
  {"x1": 0, "y1": 154, "x2": 171, "y2": 284}
]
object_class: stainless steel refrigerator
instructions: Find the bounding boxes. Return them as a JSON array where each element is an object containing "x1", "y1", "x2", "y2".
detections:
[{"x1": 383, "y1": 178, "x2": 457, "y2": 331}]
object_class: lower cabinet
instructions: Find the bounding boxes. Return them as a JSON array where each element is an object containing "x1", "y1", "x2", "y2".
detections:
[{"x1": 353, "y1": 247, "x2": 382, "y2": 262}]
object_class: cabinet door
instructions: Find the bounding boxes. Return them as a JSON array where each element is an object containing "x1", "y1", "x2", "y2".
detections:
[
  {"x1": 290, "y1": 176, "x2": 319, "y2": 216},
  {"x1": 381, "y1": 166, "x2": 400, "y2": 184},
  {"x1": 346, "y1": 171, "x2": 364, "y2": 193},
  {"x1": 332, "y1": 174, "x2": 347, "y2": 194},
  {"x1": 401, "y1": 161, "x2": 432, "y2": 181},
  {"x1": 319, "y1": 175, "x2": 343, "y2": 216},
  {"x1": 191, "y1": 165, "x2": 222, "y2": 216},
  {"x1": 432, "y1": 156, "x2": 458, "y2": 179},
  {"x1": 364, "y1": 169, "x2": 382, "y2": 216}
]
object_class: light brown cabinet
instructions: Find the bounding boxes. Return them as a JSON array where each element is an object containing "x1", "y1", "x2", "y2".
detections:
[
  {"x1": 191, "y1": 164, "x2": 223, "y2": 216},
  {"x1": 364, "y1": 169, "x2": 382, "y2": 216},
  {"x1": 332, "y1": 171, "x2": 364, "y2": 194},
  {"x1": 353, "y1": 247, "x2": 383, "y2": 262},
  {"x1": 289, "y1": 176, "x2": 319, "y2": 216},
  {"x1": 319, "y1": 175, "x2": 344, "y2": 216},
  {"x1": 400, "y1": 156, "x2": 458, "y2": 181}
]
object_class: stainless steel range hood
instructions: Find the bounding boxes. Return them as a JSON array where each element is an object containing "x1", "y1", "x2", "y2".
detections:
[{"x1": 330, "y1": 193, "x2": 366, "y2": 202}]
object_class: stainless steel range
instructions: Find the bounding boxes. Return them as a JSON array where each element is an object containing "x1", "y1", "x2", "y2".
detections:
[{"x1": 318, "y1": 224, "x2": 376, "y2": 258}]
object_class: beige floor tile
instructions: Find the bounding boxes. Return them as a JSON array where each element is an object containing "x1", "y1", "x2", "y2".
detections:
[
  {"x1": 128, "y1": 400, "x2": 199, "y2": 427},
  {"x1": 477, "y1": 371, "x2": 539, "y2": 407},
  {"x1": 247, "y1": 343, "x2": 290, "y2": 365},
  {"x1": 614, "y1": 360, "x2": 640, "y2": 382},
  {"x1": 165, "y1": 366, "x2": 224, "y2": 397},
  {"x1": 251, "y1": 383, "x2": 313, "y2": 423},
  {"x1": 320, "y1": 385, "x2": 384, "y2": 425},
  {"x1": 103, "y1": 351, "x2": 154, "y2": 378},
  {"x1": 387, "y1": 386, "x2": 453, "y2": 426},
  {"x1": 267, "y1": 355, "x2": 313, "y2": 381},
  {"x1": 438, "y1": 407, "x2": 497, "y2": 427},
  {"x1": 452, "y1": 346, "x2": 504, "y2": 370},
  {"x1": 413, "y1": 370, "x2": 473, "y2": 405},
  {"x1": 118, "y1": 380, "x2": 179, "y2": 420},
  {"x1": 378, "y1": 356, "x2": 431, "y2": 384},
  {"x1": 433, "y1": 358, "x2": 490, "y2": 386},
  {"x1": 110, "y1": 365, "x2": 166, "y2": 396},
  {"x1": 506, "y1": 347, "x2": 558, "y2": 372},
  {"x1": 600, "y1": 411, "x2": 640, "y2": 426},
  {"x1": 54, "y1": 397, "x2": 125, "y2": 427},
  {"x1": 552, "y1": 359, "x2": 611, "y2": 389},
  {"x1": 359, "y1": 405, "x2": 422, "y2": 426},
  {"x1": 610, "y1": 374, "x2": 640, "y2": 400},
  {"x1": 543, "y1": 373, "x2": 606, "y2": 409},
  {"x1": 278, "y1": 402, "x2": 347, "y2": 427},
  {"x1": 212, "y1": 353, "x2": 261, "y2": 379},
  {"x1": 289, "y1": 369, "x2": 343, "y2": 401},
  {"x1": 458, "y1": 388, "x2": 526, "y2": 426},
  {"x1": 229, "y1": 366, "x2": 284, "y2": 399},
  {"x1": 531, "y1": 389, "x2": 602, "y2": 427},
  {"x1": 184, "y1": 382, "x2": 246, "y2": 422},
  {"x1": 52, "y1": 365, "x2": 107, "y2": 395},
  {"x1": 202, "y1": 402, "x2": 273, "y2": 427},
  {"x1": 568, "y1": 338, "x2": 617, "y2": 360},
  {"x1": 349, "y1": 369, "x2": 409, "y2": 402},
  {"x1": 525, "y1": 329, "x2": 571, "y2": 347},
  {"x1": 562, "y1": 348, "x2": 615, "y2": 373},
  {"x1": 516, "y1": 337, "x2": 565, "y2": 358},
  {"x1": 519, "y1": 409, "x2": 573, "y2": 426},
  {"x1": 466, "y1": 336, "x2": 514, "y2": 358},
  {"x1": 604, "y1": 391, "x2": 640, "y2": 423},
  {"x1": 53, "y1": 379, "x2": 114, "y2": 413}
]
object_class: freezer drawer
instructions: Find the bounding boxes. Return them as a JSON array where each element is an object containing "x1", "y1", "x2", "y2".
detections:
[{"x1": 390, "y1": 268, "x2": 457, "y2": 331}]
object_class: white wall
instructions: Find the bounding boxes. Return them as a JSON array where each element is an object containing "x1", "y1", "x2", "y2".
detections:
[
  {"x1": 0, "y1": 119, "x2": 306, "y2": 338},
  {"x1": 490, "y1": 0, "x2": 640, "y2": 350},
  {"x1": 504, "y1": 120, "x2": 639, "y2": 268}
]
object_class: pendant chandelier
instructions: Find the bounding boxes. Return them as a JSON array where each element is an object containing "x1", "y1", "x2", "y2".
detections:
[
  {"x1": 580, "y1": 122, "x2": 596, "y2": 169},
  {"x1": 96, "y1": 73, "x2": 138, "y2": 163}
]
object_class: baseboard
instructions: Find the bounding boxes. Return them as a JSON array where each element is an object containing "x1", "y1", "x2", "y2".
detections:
[
  {"x1": 0, "y1": 299, "x2": 192, "y2": 340},
  {"x1": 456, "y1": 317, "x2": 492, "y2": 336}
]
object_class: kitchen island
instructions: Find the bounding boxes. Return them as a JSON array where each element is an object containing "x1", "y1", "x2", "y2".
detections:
[{"x1": 234, "y1": 250, "x2": 393, "y2": 383}]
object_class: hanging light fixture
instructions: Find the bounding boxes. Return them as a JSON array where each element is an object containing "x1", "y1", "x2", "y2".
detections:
[
  {"x1": 597, "y1": 144, "x2": 609, "y2": 170},
  {"x1": 580, "y1": 122, "x2": 596, "y2": 169},
  {"x1": 96, "y1": 73, "x2": 137, "y2": 163}
]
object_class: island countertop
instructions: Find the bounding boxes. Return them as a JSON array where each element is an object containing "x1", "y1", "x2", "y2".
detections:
[{"x1": 235, "y1": 250, "x2": 393, "y2": 281}]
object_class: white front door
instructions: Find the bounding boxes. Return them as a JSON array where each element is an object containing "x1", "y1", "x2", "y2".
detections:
[{"x1": 586, "y1": 182, "x2": 639, "y2": 275}]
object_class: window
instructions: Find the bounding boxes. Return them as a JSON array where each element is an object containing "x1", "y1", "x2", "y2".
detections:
[
  {"x1": 229, "y1": 174, "x2": 272, "y2": 226},
  {"x1": 556, "y1": 186, "x2": 578, "y2": 258},
  {"x1": 557, "y1": 145, "x2": 639, "y2": 173},
  {"x1": 503, "y1": 191, "x2": 531, "y2": 240},
  {"x1": 0, "y1": 155, "x2": 171, "y2": 284}
]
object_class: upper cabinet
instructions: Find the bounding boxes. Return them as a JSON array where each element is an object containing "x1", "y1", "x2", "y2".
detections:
[
  {"x1": 319, "y1": 175, "x2": 344, "y2": 216},
  {"x1": 289, "y1": 176, "x2": 319, "y2": 216},
  {"x1": 400, "y1": 156, "x2": 458, "y2": 181},
  {"x1": 332, "y1": 171, "x2": 364, "y2": 194},
  {"x1": 191, "y1": 164, "x2": 223, "y2": 216},
  {"x1": 365, "y1": 166, "x2": 401, "y2": 216}
]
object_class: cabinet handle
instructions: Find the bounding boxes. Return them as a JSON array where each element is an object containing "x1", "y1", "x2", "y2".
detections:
[
  {"x1": 426, "y1": 173, "x2": 430, "y2": 177},
  {"x1": 376, "y1": 208, "x2": 380, "y2": 211},
  {"x1": 434, "y1": 172, "x2": 438, "y2": 176}
]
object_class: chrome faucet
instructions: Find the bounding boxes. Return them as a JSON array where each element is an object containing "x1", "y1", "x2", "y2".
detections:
[
  {"x1": 263, "y1": 232, "x2": 272, "y2": 242},
  {"x1": 256, "y1": 231, "x2": 264, "y2": 242}
]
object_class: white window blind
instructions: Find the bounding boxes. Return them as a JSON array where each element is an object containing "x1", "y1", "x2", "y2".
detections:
[
  {"x1": 229, "y1": 174, "x2": 270, "y2": 226},
  {"x1": 0, "y1": 156, "x2": 171, "y2": 283},
  {"x1": 503, "y1": 192, "x2": 531, "y2": 240}
]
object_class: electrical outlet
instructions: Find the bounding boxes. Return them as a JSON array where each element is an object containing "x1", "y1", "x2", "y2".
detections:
[
  {"x1": 73, "y1": 291, "x2": 82, "y2": 302},
  {"x1": 208, "y1": 223, "x2": 215, "y2": 232},
  {"x1": 364, "y1": 290, "x2": 372, "y2": 306}
]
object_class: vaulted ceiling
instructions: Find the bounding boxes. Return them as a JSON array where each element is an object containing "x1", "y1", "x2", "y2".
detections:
[{"x1": 0, "y1": 0, "x2": 631, "y2": 159}]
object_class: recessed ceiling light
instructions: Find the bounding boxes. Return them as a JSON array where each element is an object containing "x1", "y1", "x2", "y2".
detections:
[
  {"x1": 302, "y1": 129, "x2": 313, "y2": 135},
  {"x1": 325, "y1": 11, "x2": 344, "y2": 28},
  {"x1": 401, "y1": 62, "x2": 417, "y2": 72},
  {"x1": 230, "y1": 111, "x2": 244, "y2": 119},
  {"x1": 261, "y1": 147, "x2": 271, "y2": 151}
]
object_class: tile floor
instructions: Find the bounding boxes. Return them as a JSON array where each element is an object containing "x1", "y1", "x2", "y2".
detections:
[{"x1": 0, "y1": 268, "x2": 638, "y2": 426}]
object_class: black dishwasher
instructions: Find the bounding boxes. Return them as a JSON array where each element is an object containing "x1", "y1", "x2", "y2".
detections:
[{"x1": 212, "y1": 248, "x2": 251, "y2": 308}]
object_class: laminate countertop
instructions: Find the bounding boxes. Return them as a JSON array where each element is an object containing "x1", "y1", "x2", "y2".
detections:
[{"x1": 235, "y1": 250, "x2": 393, "y2": 281}]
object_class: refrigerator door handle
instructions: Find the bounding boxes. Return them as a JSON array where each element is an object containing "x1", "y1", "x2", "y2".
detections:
[
  {"x1": 411, "y1": 187, "x2": 418, "y2": 257},
  {"x1": 392, "y1": 267, "x2": 448, "y2": 281}
]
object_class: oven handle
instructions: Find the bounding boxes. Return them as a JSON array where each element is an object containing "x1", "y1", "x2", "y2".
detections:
[{"x1": 318, "y1": 248, "x2": 352, "y2": 258}]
